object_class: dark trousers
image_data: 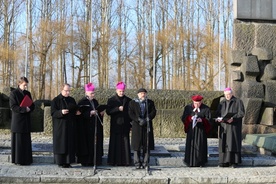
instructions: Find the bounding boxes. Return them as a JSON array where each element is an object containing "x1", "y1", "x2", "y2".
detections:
[{"x1": 133, "y1": 149, "x2": 150, "y2": 167}]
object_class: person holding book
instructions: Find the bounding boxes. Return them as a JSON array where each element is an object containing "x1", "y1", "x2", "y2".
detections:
[
  {"x1": 106, "y1": 82, "x2": 132, "y2": 166},
  {"x1": 9, "y1": 77, "x2": 35, "y2": 165},
  {"x1": 181, "y1": 95, "x2": 211, "y2": 167},
  {"x1": 75, "y1": 82, "x2": 105, "y2": 166},
  {"x1": 51, "y1": 83, "x2": 80, "y2": 168},
  {"x1": 216, "y1": 87, "x2": 245, "y2": 168}
]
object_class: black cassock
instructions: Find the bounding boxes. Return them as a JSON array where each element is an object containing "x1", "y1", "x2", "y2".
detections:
[
  {"x1": 10, "y1": 88, "x2": 35, "y2": 165},
  {"x1": 181, "y1": 103, "x2": 211, "y2": 167},
  {"x1": 106, "y1": 94, "x2": 132, "y2": 166},
  {"x1": 216, "y1": 96, "x2": 245, "y2": 165},
  {"x1": 51, "y1": 94, "x2": 77, "y2": 166},
  {"x1": 75, "y1": 97, "x2": 104, "y2": 165}
]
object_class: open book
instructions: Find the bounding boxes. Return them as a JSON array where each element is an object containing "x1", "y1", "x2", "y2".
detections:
[{"x1": 216, "y1": 112, "x2": 236, "y2": 121}]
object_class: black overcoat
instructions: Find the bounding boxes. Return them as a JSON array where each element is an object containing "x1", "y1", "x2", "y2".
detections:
[
  {"x1": 10, "y1": 88, "x2": 35, "y2": 133},
  {"x1": 51, "y1": 94, "x2": 77, "y2": 155},
  {"x1": 128, "y1": 98, "x2": 156, "y2": 151},
  {"x1": 216, "y1": 96, "x2": 245, "y2": 153},
  {"x1": 106, "y1": 94, "x2": 132, "y2": 134}
]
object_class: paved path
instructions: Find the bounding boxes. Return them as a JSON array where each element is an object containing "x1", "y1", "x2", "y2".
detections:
[{"x1": 1, "y1": 133, "x2": 276, "y2": 183}]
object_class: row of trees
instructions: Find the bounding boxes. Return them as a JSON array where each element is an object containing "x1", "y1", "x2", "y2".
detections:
[{"x1": 0, "y1": 0, "x2": 233, "y2": 100}]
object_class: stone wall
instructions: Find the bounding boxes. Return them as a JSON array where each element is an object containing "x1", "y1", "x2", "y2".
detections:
[{"x1": 0, "y1": 88, "x2": 222, "y2": 138}]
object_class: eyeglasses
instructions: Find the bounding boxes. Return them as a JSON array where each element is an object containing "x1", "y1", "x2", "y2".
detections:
[{"x1": 63, "y1": 89, "x2": 71, "y2": 92}]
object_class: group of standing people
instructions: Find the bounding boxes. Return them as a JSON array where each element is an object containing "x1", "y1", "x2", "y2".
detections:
[
  {"x1": 50, "y1": 81, "x2": 156, "y2": 168},
  {"x1": 181, "y1": 87, "x2": 245, "y2": 168},
  {"x1": 9, "y1": 76, "x2": 244, "y2": 169}
]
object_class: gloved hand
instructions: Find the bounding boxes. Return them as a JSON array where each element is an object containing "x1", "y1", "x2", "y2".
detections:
[{"x1": 138, "y1": 118, "x2": 146, "y2": 126}]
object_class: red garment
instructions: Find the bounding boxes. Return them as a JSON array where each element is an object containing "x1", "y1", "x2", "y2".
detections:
[{"x1": 183, "y1": 115, "x2": 211, "y2": 134}]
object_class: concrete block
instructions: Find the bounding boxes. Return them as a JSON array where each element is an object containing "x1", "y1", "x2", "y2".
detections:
[
  {"x1": 0, "y1": 154, "x2": 9, "y2": 162},
  {"x1": 156, "y1": 157, "x2": 185, "y2": 167},
  {"x1": 264, "y1": 80, "x2": 276, "y2": 106},
  {"x1": 255, "y1": 24, "x2": 276, "y2": 53},
  {"x1": 244, "y1": 133, "x2": 276, "y2": 153},
  {"x1": 241, "y1": 81, "x2": 264, "y2": 98},
  {"x1": 230, "y1": 50, "x2": 246, "y2": 65},
  {"x1": 231, "y1": 70, "x2": 243, "y2": 81},
  {"x1": 0, "y1": 176, "x2": 41, "y2": 183},
  {"x1": 233, "y1": 22, "x2": 255, "y2": 52},
  {"x1": 243, "y1": 98, "x2": 263, "y2": 124},
  {"x1": 43, "y1": 106, "x2": 52, "y2": 135},
  {"x1": 253, "y1": 157, "x2": 276, "y2": 166},
  {"x1": 251, "y1": 47, "x2": 273, "y2": 60},
  {"x1": 260, "y1": 107, "x2": 275, "y2": 126},
  {"x1": 241, "y1": 55, "x2": 260, "y2": 77},
  {"x1": 240, "y1": 158, "x2": 253, "y2": 166},
  {"x1": 261, "y1": 64, "x2": 276, "y2": 81},
  {"x1": 230, "y1": 81, "x2": 242, "y2": 99},
  {"x1": 234, "y1": 0, "x2": 276, "y2": 20}
]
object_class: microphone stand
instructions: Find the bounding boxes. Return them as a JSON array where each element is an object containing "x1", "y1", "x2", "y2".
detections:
[
  {"x1": 145, "y1": 97, "x2": 160, "y2": 175},
  {"x1": 88, "y1": 99, "x2": 110, "y2": 175}
]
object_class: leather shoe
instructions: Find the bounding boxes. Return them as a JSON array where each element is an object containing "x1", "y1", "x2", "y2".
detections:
[{"x1": 135, "y1": 165, "x2": 141, "y2": 169}]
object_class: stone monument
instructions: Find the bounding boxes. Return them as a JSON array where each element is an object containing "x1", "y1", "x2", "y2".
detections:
[{"x1": 232, "y1": 0, "x2": 276, "y2": 134}]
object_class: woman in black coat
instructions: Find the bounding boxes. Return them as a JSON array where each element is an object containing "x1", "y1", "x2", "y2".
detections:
[
  {"x1": 75, "y1": 83, "x2": 104, "y2": 166},
  {"x1": 128, "y1": 88, "x2": 156, "y2": 169},
  {"x1": 10, "y1": 77, "x2": 35, "y2": 165}
]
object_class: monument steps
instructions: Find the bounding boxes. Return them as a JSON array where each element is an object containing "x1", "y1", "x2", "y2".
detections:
[{"x1": 1, "y1": 138, "x2": 276, "y2": 167}]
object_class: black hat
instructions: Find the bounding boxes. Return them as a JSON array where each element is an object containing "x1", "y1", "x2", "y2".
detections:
[{"x1": 137, "y1": 88, "x2": 147, "y2": 93}]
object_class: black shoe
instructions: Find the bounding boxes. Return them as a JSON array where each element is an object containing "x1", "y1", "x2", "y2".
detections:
[
  {"x1": 62, "y1": 164, "x2": 72, "y2": 168},
  {"x1": 218, "y1": 163, "x2": 228, "y2": 167},
  {"x1": 231, "y1": 164, "x2": 237, "y2": 168}
]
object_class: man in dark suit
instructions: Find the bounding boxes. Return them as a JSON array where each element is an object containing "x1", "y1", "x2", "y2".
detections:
[{"x1": 128, "y1": 88, "x2": 156, "y2": 169}]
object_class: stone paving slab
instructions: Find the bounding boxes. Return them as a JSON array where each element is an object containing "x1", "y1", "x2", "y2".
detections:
[
  {"x1": 1, "y1": 133, "x2": 276, "y2": 183},
  {"x1": 1, "y1": 163, "x2": 276, "y2": 184}
]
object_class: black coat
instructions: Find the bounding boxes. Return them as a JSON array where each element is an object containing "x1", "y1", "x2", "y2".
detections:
[
  {"x1": 128, "y1": 98, "x2": 156, "y2": 151},
  {"x1": 10, "y1": 88, "x2": 35, "y2": 133},
  {"x1": 51, "y1": 94, "x2": 77, "y2": 155},
  {"x1": 106, "y1": 94, "x2": 132, "y2": 134},
  {"x1": 216, "y1": 96, "x2": 245, "y2": 153}
]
